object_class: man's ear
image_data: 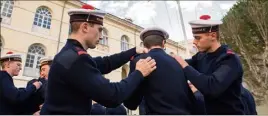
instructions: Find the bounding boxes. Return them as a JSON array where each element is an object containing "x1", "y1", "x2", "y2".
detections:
[
  {"x1": 210, "y1": 32, "x2": 217, "y2": 41},
  {"x1": 81, "y1": 22, "x2": 89, "y2": 32},
  {"x1": 5, "y1": 62, "x2": 10, "y2": 68}
]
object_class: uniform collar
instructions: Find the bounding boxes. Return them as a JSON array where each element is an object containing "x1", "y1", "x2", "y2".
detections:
[
  {"x1": 207, "y1": 45, "x2": 228, "y2": 57},
  {"x1": 67, "y1": 39, "x2": 86, "y2": 51},
  {"x1": 149, "y1": 48, "x2": 164, "y2": 53},
  {"x1": 0, "y1": 70, "x2": 12, "y2": 78}
]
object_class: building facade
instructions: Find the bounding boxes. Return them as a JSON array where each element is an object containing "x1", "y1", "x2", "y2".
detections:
[{"x1": 0, "y1": 0, "x2": 196, "y2": 115}]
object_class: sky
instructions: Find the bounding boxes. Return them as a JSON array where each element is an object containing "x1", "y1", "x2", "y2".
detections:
[{"x1": 85, "y1": 1, "x2": 237, "y2": 42}]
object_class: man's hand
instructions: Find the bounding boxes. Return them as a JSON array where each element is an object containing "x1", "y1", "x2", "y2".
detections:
[
  {"x1": 39, "y1": 104, "x2": 43, "y2": 109},
  {"x1": 135, "y1": 57, "x2": 156, "y2": 77},
  {"x1": 136, "y1": 47, "x2": 149, "y2": 54},
  {"x1": 33, "y1": 81, "x2": 42, "y2": 90},
  {"x1": 171, "y1": 55, "x2": 189, "y2": 68},
  {"x1": 188, "y1": 81, "x2": 198, "y2": 93},
  {"x1": 33, "y1": 110, "x2": 40, "y2": 115}
]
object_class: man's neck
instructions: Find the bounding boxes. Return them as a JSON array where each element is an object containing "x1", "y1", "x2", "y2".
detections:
[
  {"x1": 70, "y1": 34, "x2": 88, "y2": 50},
  {"x1": 3, "y1": 69, "x2": 13, "y2": 77},
  {"x1": 148, "y1": 46, "x2": 163, "y2": 51},
  {"x1": 207, "y1": 42, "x2": 221, "y2": 53}
]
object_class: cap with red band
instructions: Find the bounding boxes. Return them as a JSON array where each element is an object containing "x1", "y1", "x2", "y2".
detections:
[
  {"x1": 0, "y1": 51, "x2": 22, "y2": 64},
  {"x1": 189, "y1": 15, "x2": 223, "y2": 34},
  {"x1": 68, "y1": 4, "x2": 106, "y2": 25}
]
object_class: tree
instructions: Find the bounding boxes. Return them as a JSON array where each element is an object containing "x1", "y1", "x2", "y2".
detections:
[{"x1": 220, "y1": 0, "x2": 268, "y2": 105}]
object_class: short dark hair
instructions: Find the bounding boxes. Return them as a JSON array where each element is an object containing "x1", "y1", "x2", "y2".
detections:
[
  {"x1": 70, "y1": 22, "x2": 94, "y2": 33},
  {"x1": 39, "y1": 61, "x2": 52, "y2": 71},
  {"x1": 143, "y1": 35, "x2": 165, "y2": 49},
  {"x1": 1, "y1": 62, "x2": 6, "y2": 69}
]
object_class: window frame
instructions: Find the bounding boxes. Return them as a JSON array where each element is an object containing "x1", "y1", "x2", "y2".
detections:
[
  {"x1": 0, "y1": 0, "x2": 14, "y2": 24},
  {"x1": 23, "y1": 44, "x2": 46, "y2": 78},
  {"x1": 121, "y1": 35, "x2": 129, "y2": 51}
]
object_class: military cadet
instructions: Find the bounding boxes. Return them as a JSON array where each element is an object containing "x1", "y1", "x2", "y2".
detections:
[
  {"x1": 172, "y1": 15, "x2": 245, "y2": 114},
  {"x1": 20, "y1": 56, "x2": 53, "y2": 114},
  {"x1": 123, "y1": 27, "x2": 196, "y2": 115},
  {"x1": 40, "y1": 4, "x2": 156, "y2": 115},
  {"x1": 0, "y1": 51, "x2": 42, "y2": 114}
]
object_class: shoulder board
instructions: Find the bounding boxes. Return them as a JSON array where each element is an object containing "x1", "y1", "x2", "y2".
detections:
[
  {"x1": 226, "y1": 49, "x2": 235, "y2": 55},
  {"x1": 75, "y1": 47, "x2": 88, "y2": 55},
  {"x1": 56, "y1": 49, "x2": 79, "y2": 69},
  {"x1": 131, "y1": 54, "x2": 140, "y2": 61}
]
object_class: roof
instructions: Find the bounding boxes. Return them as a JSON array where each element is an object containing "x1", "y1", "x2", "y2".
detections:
[{"x1": 72, "y1": 0, "x2": 144, "y2": 32}]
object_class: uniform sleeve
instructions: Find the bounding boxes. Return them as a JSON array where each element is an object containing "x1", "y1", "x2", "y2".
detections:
[
  {"x1": 67, "y1": 54, "x2": 144, "y2": 108},
  {"x1": 183, "y1": 55, "x2": 243, "y2": 97},
  {"x1": 185, "y1": 53, "x2": 198, "y2": 67},
  {"x1": 243, "y1": 88, "x2": 257, "y2": 115},
  {"x1": 193, "y1": 91, "x2": 206, "y2": 115},
  {"x1": 38, "y1": 79, "x2": 47, "y2": 99},
  {"x1": 123, "y1": 57, "x2": 144, "y2": 110},
  {"x1": 1, "y1": 77, "x2": 37, "y2": 103},
  {"x1": 93, "y1": 47, "x2": 136, "y2": 74}
]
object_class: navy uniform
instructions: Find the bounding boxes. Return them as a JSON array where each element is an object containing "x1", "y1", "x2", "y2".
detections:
[
  {"x1": 0, "y1": 52, "x2": 40, "y2": 114},
  {"x1": 40, "y1": 4, "x2": 145, "y2": 115},
  {"x1": 193, "y1": 91, "x2": 206, "y2": 114},
  {"x1": 123, "y1": 27, "x2": 196, "y2": 115},
  {"x1": 90, "y1": 103, "x2": 106, "y2": 115},
  {"x1": 20, "y1": 57, "x2": 53, "y2": 114},
  {"x1": 241, "y1": 86, "x2": 257, "y2": 115},
  {"x1": 188, "y1": 81, "x2": 206, "y2": 114},
  {"x1": 139, "y1": 98, "x2": 146, "y2": 115},
  {"x1": 106, "y1": 104, "x2": 127, "y2": 115},
  {"x1": 183, "y1": 15, "x2": 245, "y2": 114}
]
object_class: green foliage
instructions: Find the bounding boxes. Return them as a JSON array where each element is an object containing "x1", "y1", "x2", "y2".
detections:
[{"x1": 220, "y1": 0, "x2": 268, "y2": 104}]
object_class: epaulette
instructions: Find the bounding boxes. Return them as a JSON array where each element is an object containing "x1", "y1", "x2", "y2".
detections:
[
  {"x1": 226, "y1": 49, "x2": 235, "y2": 55},
  {"x1": 130, "y1": 54, "x2": 141, "y2": 61},
  {"x1": 56, "y1": 49, "x2": 79, "y2": 69},
  {"x1": 75, "y1": 47, "x2": 88, "y2": 55}
]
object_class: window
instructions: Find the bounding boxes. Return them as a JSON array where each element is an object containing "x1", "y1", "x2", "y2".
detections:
[
  {"x1": 33, "y1": 7, "x2": 52, "y2": 29},
  {"x1": 121, "y1": 35, "x2": 129, "y2": 51},
  {"x1": 99, "y1": 28, "x2": 108, "y2": 46},
  {"x1": 0, "y1": 0, "x2": 14, "y2": 24},
  {"x1": 23, "y1": 44, "x2": 45, "y2": 78}
]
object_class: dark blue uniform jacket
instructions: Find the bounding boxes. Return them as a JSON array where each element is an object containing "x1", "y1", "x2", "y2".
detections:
[
  {"x1": 124, "y1": 48, "x2": 196, "y2": 115},
  {"x1": 40, "y1": 39, "x2": 144, "y2": 115},
  {"x1": 185, "y1": 45, "x2": 245, "y2": 114},
  {"x1": 90, "y1": 103, "x2": 106, "y2": 115},
  {"x1": 193, "y1": 91, "x2": 206, "y2": 115},
  {"x1": 139, "y1": 98, "x2": 146, "y2": 115},
  {"x1": 0, "y1": 70, "x2": 37, "y2": 114},
  {"x1": 106, "y1": 104, "x2": 127, "y2": 115},
  {"x1": 241, "y1": 86, "x2": 257, "y2": 115},
  {"x1": 19, "y1": 78, "x2": 47, "y2": 114}
]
